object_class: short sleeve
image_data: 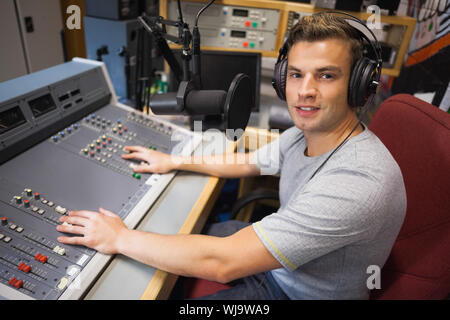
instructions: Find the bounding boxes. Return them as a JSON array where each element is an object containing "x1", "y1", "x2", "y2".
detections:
[
  {"x1": 252, "y1": 168, "x2": 383, "y2": 270},
  {"x1": 254, "y1": 126, "x2": 300, "y2": 176},
  {"x1": 255, "y1": 139, "x2": 281, "y2": 175}
]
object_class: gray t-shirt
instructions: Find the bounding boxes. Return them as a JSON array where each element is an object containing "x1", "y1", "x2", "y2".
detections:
[{"x1": 253, "y1": 124, "x2": 406, "y2": 299}]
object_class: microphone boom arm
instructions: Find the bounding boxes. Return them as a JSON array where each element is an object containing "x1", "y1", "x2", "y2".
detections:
[{"x1": 137, "y1": 15, "x2": 186, "y2": 83}]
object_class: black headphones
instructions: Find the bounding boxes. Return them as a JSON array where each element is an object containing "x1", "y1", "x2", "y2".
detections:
[{"x1": 272, "y1": 11, "x2": 383, "y2": 108}]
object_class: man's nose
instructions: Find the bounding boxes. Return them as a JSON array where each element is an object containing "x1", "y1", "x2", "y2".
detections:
[{"x1": 298, "y1": 73, "x2": 317, "y2": 100}]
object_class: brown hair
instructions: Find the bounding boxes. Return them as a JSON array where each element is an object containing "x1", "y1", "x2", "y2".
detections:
[{"x1": 287, "y1": 13, "x2": 364, "y2": 69}]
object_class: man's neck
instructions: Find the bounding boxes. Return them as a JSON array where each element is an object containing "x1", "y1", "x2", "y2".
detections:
[{"x1": 304, "y1": 117, "x2": 363, "y2": 157}]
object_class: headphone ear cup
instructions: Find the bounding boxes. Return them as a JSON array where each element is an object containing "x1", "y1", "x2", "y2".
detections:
[
  {"x1": 272, "y1": 58, "x2": 288, "y2": 101},
  {"x1": 359, "y1": 60, "x2": 377, "y2": 105},
  {"x1": 349, "y1": 57, "x2": 378, "y2": 107},
  {"x1": 348, "y1": 58, "x2": 365, "y2": 108},
  {"x1": 350, "y1": 57, "x2": 379, "y2": 108}
]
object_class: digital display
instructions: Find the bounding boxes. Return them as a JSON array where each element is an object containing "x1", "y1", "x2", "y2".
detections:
[
  {"x1": 28, "y1": 94, "x2": 57, "y2": 118},
  {"x1": 233, "y1": 9, "x2": 248, "y2": 17},
  {"x1": 231, "y1": 30, "x2": 246, "y2": 38},
  {"x1": 0, "y1": 106, "x2": 27, "y2": 135}
]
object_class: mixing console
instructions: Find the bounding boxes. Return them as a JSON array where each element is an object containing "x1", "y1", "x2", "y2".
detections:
[{"x1": 0, "y1": 58, "x2": 200, "y2": 299}]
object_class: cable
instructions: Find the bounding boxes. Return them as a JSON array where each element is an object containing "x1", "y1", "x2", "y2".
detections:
[
  {"x1": 195, "y1": 0, "x2": 215, "y2": 27},
  {"x1": 176, "y1": 0, "x2": 184, "y2": 23},
  {"x1": 307, "y1": 118, "x2": 363, "y2": 182}
]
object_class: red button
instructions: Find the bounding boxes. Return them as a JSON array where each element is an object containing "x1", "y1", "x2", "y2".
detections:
[
  {"x1": 243, "y1": 42, "x2": 249, "y2": 48},
  {"x1": 123, "y1": 126, "x2": 128, "y2": 132},
  {"x1": 9, "y1": 277, "x2": 23, "y2": 289},
  {"x1": 18, "y1": 262, "x2": 31, "y2": 273},
  {"x1": 9, "y1": 277, "x2": 17, "y2": 286},
  {"x1": 14, "y1": 280, "x2": 23, "y2": 289},
  {"x1": 245, "y1": 21, "x2": 251, "y2": 27},
  {"x1": 34, "y1": 192, "x2": 40, "y2": 200},
  {"x1": 35, "y1": 253, "x2": 47, "y2": 263}
]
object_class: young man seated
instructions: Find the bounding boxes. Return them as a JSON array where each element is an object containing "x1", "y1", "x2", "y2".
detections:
[{"x1": 57, "y1": 13, "x2": 406, "y2": 300}]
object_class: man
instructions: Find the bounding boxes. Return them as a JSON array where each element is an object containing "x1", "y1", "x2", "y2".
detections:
[{"x1": 57, "y1": 14, "x2": 406, "y2": 299}]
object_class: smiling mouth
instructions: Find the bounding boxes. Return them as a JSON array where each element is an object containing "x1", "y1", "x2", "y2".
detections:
[{"x1": 295, "y1": 106, "x2": 320, "y2": 111}]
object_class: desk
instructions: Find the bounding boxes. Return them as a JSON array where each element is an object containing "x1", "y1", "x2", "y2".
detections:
[{"x1": 84, "y1": 131, "x2": 234, "y2": 300}]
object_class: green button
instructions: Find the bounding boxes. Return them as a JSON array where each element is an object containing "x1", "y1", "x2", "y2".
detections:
[
  {"x1": 252, "y1": 22, "x2": 258, "y2": 28},
  {"x1": 132, "y1": 172, "x2": 136, "y2": 178},
  {"x1": 135, "y1": 174, "x2": 141, "y2": 180},
  {"x1": 250, "y1": 42, "x2": 255, "y2": 48}
]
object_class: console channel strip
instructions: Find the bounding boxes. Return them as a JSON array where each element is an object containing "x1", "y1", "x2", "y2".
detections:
[{"x1": 0, "y1": 58, "x2": 200, "y2": 299}]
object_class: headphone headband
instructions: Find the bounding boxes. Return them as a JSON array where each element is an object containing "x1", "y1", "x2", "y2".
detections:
[{"x1": 317, "y1": 11, "x2": 383, "y2": 80}]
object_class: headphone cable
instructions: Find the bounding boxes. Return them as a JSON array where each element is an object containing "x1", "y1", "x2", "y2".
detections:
[{"x1": 307, "y1": 117, "x2": 363, "y2": 182}]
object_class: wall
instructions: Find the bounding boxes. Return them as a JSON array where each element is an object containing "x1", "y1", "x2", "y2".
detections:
[{"x1": 391, "y1": 0, "x2": 449, "y2": 111}]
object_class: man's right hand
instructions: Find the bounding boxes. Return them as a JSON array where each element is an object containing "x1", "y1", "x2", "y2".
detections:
[{"x1": 121, "y1": 146, "x2": 177, "y2": 174}]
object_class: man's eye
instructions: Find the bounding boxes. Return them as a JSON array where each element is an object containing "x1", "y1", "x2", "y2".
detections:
[
  {"x1": 320, "y1": 73, "x2": 334, "y2": 79},
  {"x1": 289, "y1": 73, "x2": 302, "y2": 78}
]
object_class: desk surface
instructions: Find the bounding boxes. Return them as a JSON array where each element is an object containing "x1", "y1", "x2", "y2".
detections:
[{"x1": 84, "y1": 131, "x2": 233, "y2": 300}]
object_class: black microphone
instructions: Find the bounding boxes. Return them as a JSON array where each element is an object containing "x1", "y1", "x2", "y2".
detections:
[
  {"x1": 149, "y1": 74, "x2": 253, "y2": 138},
  {"x1": 148, "y1": 89, "x2": 225, "y2": 115}
]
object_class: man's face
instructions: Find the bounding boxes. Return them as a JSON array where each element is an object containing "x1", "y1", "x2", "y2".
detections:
[{"x1": 285, "y1": 39, "x2": 354, "y2": 135}]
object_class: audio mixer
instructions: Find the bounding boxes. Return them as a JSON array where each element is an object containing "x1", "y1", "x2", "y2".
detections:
[{"x1": 0, "y1": 58, "x2": 201, "y2": 299}]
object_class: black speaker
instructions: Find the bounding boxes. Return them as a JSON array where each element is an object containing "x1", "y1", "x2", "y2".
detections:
[{"x1": 139, "y1": 0, "x2": 159, "y2": 16}]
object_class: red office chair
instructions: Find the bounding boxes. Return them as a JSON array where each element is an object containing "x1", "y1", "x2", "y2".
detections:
[
  {"x1": 183, "y1": 94, "x2": 450, "y2": 300},
  {"x1": 369, "y1": 94, "x2": 450, "y2": 300}
]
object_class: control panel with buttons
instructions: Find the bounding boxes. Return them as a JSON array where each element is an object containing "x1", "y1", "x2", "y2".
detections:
[
  {"x1": 0, "y1": 59, "x2": 200, "y2": 299},
  {"x1": 167, "y1": 0, "x2": 280, "y2": 52}
]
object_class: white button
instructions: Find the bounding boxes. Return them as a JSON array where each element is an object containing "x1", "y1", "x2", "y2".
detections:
[
  {"x1": 3, "y1": 236, "x2": 11, "y2": 243},
  {"x1": 53, "y1": 246, "x2": 66, "y2": 256},
  {"x1": 57, "y1": 277, "x2": 69, "y2": 290},
  {"x1": 55, "y1": 206, "x2": 67, "y2": 215},
  {"x1": 9, "y1": 224, "x2": 17, "y2": 230},
  {"x1": 16, "y1": 227, "x2": 23, "y2": 233},
  {"x1": 38, "y1": 209, "x2": 45, "y2": 215}
]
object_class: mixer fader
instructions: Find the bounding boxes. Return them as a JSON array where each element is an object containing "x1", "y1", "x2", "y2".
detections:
[{"x1": 0, "y1": 58, "x2": 201, "y2": 299}]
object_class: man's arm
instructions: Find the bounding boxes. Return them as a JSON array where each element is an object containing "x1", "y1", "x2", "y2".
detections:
[
  {"x1": 121, "y1": 146, "x2": 261, "y2": 178},
  {"x1": 57, "y1": 208, "x2": 282, "y2": 283}
]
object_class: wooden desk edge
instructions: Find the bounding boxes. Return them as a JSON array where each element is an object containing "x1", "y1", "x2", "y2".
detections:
[{"x1": 140, "y1": 141, "x2": 237, "y2": 300}]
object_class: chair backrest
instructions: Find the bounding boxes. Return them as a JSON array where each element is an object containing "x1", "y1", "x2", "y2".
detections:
[{"x1": 368, "y1": 94, "x2": 450, "y2": 299}]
